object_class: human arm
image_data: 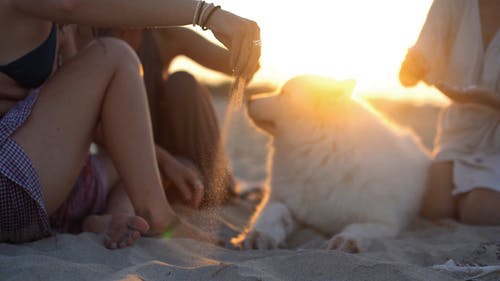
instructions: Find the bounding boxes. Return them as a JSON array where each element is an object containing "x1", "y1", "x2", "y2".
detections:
[
  {"x1": 9, "y1": 0, "x2": 260, "y2": 80},
  {"x1": 399, "y1": 0, "x2": 455, "y2": 87},
  {"x1": 155, "y1": 145, "x2": 205, "y2": 209},
  {"x1": 399, "y1": 47, "x2": 430, "y2": 87},
  {"x1": 88, "y1": 136, "x2": 205, "y2": 209},
  {"x1": 436, "y1": 83, "x2": 500, "y2": 111},
  {"x1": 0, "y1": 74, "x2": 29, "y2": 115},
  {"x1": 10, "y1": 0, "x2": 196, "y2": 27},
  {"x1": 153, "y1": 27, "x2": 233, "y2": 76}
]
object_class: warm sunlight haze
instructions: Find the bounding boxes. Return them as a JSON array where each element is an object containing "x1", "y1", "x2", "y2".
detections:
[{"x1": 171, "y1": 0, "x2": 448, "y2": 104}]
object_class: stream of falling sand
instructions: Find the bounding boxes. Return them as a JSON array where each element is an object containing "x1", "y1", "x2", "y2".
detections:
[
  {"x1": 210, "y1": 76, "x2": 245, "y2": 201},
  {"x1": 222, "y1": 76, "x2": 246, "y2": 140},
  {"x1": 201, "y1": 76, "x2": 246, "y2": 240}
]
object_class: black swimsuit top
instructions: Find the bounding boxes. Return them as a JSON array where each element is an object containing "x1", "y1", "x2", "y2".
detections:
[{"x1": 0, "y1": 25, "x2": 57, "y2": 89}]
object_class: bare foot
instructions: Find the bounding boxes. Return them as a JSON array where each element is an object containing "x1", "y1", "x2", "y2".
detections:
[{"x1": 83, "y1": 214, "x2": 150, "y2": 249}]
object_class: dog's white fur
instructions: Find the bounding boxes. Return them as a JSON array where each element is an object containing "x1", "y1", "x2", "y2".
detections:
[{"x1": 234, "y1": 75, "x2": 430, "y2": 252}]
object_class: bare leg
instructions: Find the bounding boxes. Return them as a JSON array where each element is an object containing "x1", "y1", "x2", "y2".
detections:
[
  {"x1": 419, "y1": 161, "x2": 457, "y2": 220},
  {"x1": 83, "y1": 182, "x2": 149, "y2": 249},
  {"x1": 12, "y1": 38, "x2": 175, "y2": 235},
  {"x1": 83, "y1": 153, "x2": 219, "y2": 247},
  {"x1": 80, "y1": 154, "x2": 146, "y2": 249},
  {"x1": 457, "y1": 188, "x2": 500, "y2": 225}
]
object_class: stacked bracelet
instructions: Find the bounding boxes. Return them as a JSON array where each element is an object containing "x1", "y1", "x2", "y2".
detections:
[
  {"x1": 192, "y1": 1, "x2": 205, "y2": 27},
  {"x1": 192, "y1": 1, "x2": 221, "y2": 30},
  {"x1": 201, "y1": 5, "x2": 221, "y2": 30}
]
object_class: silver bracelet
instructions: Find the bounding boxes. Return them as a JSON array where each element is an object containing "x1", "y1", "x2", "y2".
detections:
[{"x1": 192, "y1": 1, "x2": 205, "y2": 27}]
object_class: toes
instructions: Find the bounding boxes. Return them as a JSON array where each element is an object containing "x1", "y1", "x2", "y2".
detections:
[
  {"x1": 104, "y1": 215, "x2": 149, "y2": 250},
  {"x1": 131, "y1": 230, "x2": 140, "y2": 240},
  {"x1": 127, "y1": 216, "x2": 150, "y2": 234},
  {"x1": 106, "y1": 229, "x2": 140, "y2": 249}
]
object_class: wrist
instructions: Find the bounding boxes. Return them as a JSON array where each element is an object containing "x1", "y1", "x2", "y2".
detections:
[
  {"x1": 203, "y1": 7, "x2": 224, "y2": 31},
  {"x1": 192, "y1": 1, "x2": 224, "y2": 31}
]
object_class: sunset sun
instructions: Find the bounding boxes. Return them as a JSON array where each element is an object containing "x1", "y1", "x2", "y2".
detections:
[{"x1": 172, "y1": 0, "x2": 448, "y2": 103}]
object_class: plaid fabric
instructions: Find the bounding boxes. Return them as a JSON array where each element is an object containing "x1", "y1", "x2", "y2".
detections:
[
  {"x1": 0, "y1": 91, "x2": 52, "y2": 243},
  {"x1": 0, "y1": 91, "x2": 111, "y2": 242}
]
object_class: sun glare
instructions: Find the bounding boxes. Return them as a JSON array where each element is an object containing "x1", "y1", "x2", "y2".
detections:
[{"x1": 171, "y1": 0, "x2": 448, "y2": 104}]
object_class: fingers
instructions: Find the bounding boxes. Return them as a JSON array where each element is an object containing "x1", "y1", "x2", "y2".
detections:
[
  {"x1": 206, "y1": 9, "x2": 261, "y2": 80},
  {"x1": 242, "y1": 38, "x2": 261, "y2": 80},
  {"x1": 228, "y1": 20, "x2": 260, "y2": 80},
  {"x1": 167, "y1": 162, "x2": 204, "y2": 208},
  {"x1": 229, "y1": 31, "x2": 244, "y2": 75},
  {"x1": 175, "y1": 157, "x2": 205, "y2": 208},
  {"x1": 156, "y1": 148, "x2": 194, "y2": 204},
  {"x1": 170, "y1": 174, "x2": 193, "y2": 204},
  {"x1": 399, "y1": 48, "x2": 429, "y2": 86},
  {"x1": 191, "y1": 179, "x2": 204, "y2": 208},
  {"x1": 182, "y1": 165, "x2": 204, "y2": 208}
]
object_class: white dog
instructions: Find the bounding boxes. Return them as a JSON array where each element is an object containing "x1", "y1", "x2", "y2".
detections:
[{"x1": 234, "y1": 75, "x2": 430, "y2": 253}]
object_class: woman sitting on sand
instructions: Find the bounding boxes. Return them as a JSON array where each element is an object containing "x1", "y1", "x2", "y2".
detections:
[
  {"x1": 0, "y1": 0, "x2": 260, "y2": 249},
  {"x1": 399, "y1": 0, "x2": 500, "y2": 224}
]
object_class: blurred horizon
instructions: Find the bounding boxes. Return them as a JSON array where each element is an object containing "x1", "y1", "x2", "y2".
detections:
[{"x1": 171, "y1": 0, "x2": 449, "y2": 105}]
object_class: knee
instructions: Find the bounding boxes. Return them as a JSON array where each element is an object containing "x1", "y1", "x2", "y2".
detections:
[
  {"x1": 168, "y1": 71, "x2": 197, "y2": 86},
  {"x1": 163, "y1": 71, "x2": 201, "y2": 100},
  {"x1": 89, "y1": 37, "x2": 142, "y2": 71}
]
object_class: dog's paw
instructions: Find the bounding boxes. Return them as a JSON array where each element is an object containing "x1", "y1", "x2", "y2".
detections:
[
  {"x1": 240, "y1": 229, "x2": 279, "y2": 250},
  {"x1": 327, "y1": 234, "x2": 363, "y2": 253}
]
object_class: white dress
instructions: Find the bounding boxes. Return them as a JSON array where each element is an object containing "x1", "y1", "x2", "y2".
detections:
[{"x1": 413, "y1": 0, "x2": 500, "y2": 195}]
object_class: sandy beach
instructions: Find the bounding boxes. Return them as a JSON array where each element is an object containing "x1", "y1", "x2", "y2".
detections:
[{"x1": 2, "y1": 93, "x2": 500, "y2": 281}]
